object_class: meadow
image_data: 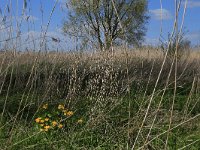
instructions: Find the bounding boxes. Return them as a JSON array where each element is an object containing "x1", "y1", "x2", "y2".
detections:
[{"x1": 0, "y1": 47, "x2": 200, "y2": 149}]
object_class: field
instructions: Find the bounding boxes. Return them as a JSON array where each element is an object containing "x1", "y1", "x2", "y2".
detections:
[
  {"x1": 0, "y1": 0, "x2": 200, "y2": 149},
  {"x1": 0, "y1": 48, "x2": 200, "y2": 149}
]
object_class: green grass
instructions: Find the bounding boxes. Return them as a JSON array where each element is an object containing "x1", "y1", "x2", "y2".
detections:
[
  {"x1": 0, "y1": 92, "x2": 199, "y2": 149},
  {"x1": 0, "y1": 51, "x2": 200, "y2": 149}
]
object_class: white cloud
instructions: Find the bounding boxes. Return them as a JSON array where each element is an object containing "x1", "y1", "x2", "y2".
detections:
[
  {"x1": 0, "y1": 14, "x2": 39, "y2": 23},
  {"x1": 149, "y1": 9, "x2": 173, "y2": 20},
  {"x1": 54, "y1": 0, "x2": 67, "y2": 6},
  {"x1": 185, "y1": 0, "x2": 200, "y2": 8},
  {"x1": 57, "y1": 0, "x2": 66, "y2": 3},
  {"x1": 185, "y1": 32, "x2": 200, "y2": 40},
  {"x1": 145, "y1": 37, "x2": 159, "y2": 46},
  {"x1": 21, "y1": 15, "x2": 39, "y2": 22},
  {"x1": 0, "y1": 24, "x2": 6, "y2": 30},
  {"x1": 23, "y1": 30, "x2": 63, "y2": 42},
  {"x1": 0, "y1": 25, "x2": 12, "y2": 38},
  {"x1": 21, "y1": 30, "x2": 75, "y2": 51},
  {"x1": 56, "y1": 0, "x2": 68, "y2": 11}
]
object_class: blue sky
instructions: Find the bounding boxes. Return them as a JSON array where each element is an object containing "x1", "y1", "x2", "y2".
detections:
[
  {"x1": 147, "y1": 0, "x2": 200, "y2": 46},
  {"x1": 0, "y1": 0, "x2": 200, "y2": 50}
]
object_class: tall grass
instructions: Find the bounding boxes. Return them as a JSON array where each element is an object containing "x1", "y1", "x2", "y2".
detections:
[
  {"x1": 0, "y1": 48, "x2": 200, "y2": 149},
  {"x1": 0, "y1": 0, "x2": 200, "y2": 149}
]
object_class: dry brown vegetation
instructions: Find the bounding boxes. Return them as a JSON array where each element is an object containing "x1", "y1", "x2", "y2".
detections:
[
  {"x1": 1, "y1": 47, "x2": 200, "y2": 97},
  {"x1": 0, "y1": 47, "x2": 200, "y2": 149}
]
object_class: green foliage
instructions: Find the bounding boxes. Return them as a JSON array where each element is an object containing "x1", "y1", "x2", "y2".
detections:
[
  {"x1": 63, "y1": 0, "x2": 149, "y2": 50},
  {"x1": 0, "y1": 92, "x2": 200, "y2": 149}
]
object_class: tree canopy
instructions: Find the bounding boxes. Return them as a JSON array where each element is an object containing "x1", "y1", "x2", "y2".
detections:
[{"x1": 63, "y1": 0, "x2": 149, "y2": 50}]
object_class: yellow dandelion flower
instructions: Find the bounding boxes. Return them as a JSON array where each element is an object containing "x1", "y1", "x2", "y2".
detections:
[
  {"x1": 77, "y1": 119, "x2": 83, "y2": 124},
  {"x1": 52, "y1": 121, "x2": 58, "y2": 127},
  {"x1": 42, "y1": 104, "x2": 48, "y2": 109},
  {"x1": 40, "y1": 124, "x2": 44, "y2": 127},
  {"x1": 44, "y1": 118, "x2": 49, "y2": 121},
  {"x1": 35, "y1": 117, "x2": 41, "y2": 123},
  {"x1": 40, "y1": 120, "x2": 45, "y2": 123},
  {"x1": 66, "y1": 111, "x2": 74, "y2": 117},
  {"x1": 58, "y1": 124, "x2": 63, "y2": 129},
  {"x1": 44, "y1": 125, "x2": 50, "y2": 129},
  {"x1": 44, "y1": 128, "x2": 49, "y2": 132},
  {"x1": 44, "y1": 125, "x2": 51, "y2": 130},
  {"x1": 58, "y1": 104, "x2": 65, "y2": 110}
]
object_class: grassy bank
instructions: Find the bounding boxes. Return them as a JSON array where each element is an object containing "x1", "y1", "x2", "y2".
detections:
[{"x1": 0, "y1": 48, "x2": 200, "y2": 149}]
